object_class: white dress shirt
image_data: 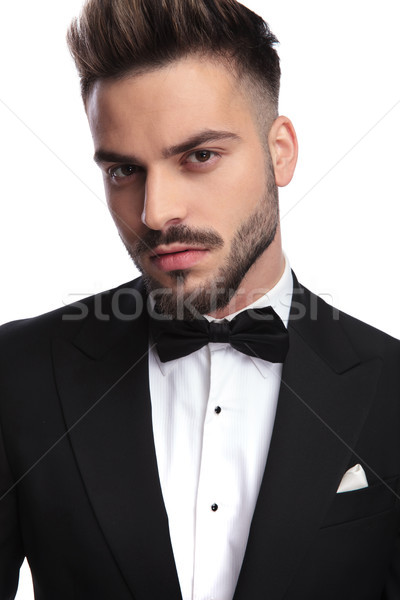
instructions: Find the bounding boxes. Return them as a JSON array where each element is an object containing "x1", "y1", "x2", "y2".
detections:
[{"x1": 149, "y1": 259, "x2": 293, "y2": 600}]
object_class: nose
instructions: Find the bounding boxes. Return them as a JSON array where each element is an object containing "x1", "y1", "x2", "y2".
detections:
[{"x1": 141, "y1": 167, "x2": 187, "y2": 231}]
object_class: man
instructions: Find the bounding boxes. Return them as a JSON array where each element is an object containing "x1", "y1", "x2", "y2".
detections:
[{"x1": 0, "y1": 1, "x2": 399, "y2": 599}]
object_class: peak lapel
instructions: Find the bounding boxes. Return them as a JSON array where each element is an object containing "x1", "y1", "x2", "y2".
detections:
[
  {"x1": 52, "y1": 284, "x2": 181, "y2": 600},
  {"x1": 234, "y1": 276, "x2": 383, "y2": 600}
]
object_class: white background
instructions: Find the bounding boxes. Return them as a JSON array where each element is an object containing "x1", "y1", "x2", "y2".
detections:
[{"x1": 0, "y1": 1, "x2": 399, "y2": 597}]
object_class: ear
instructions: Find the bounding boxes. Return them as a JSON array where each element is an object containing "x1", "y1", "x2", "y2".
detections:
[{"x1": 268, "y1": 116, "x2": 298, "y2": 187}]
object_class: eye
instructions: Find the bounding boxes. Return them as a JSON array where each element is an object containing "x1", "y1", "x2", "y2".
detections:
[
  {"x1": 185, "y1": 150, "x2": 217, "y2": 164},
  {"x1": 109, "y1": 164, "x2": 142, "y2": 179}
]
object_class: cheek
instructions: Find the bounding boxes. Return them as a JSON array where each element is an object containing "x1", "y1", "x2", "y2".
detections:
[
  {"x1": 197, "y1": 155, "x2": 266, "y2": 225},
  {"x1": 105, "y1": 186, "x2": 146, "y2": 240},
  {"x1": 232, "y1": 153, "x2": 267, "y2": 199}
]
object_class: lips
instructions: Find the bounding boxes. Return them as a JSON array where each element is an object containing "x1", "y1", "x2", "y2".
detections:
[{"x1": 150, "y1": 246, "x2": 209, "y2": 272}]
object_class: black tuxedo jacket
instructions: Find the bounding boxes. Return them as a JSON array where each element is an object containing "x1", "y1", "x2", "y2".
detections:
[{"x1": 0, "y1": 273, "x2": 399, "y2": 600}]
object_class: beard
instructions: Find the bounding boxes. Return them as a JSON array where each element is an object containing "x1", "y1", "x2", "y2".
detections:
[{"x1": 125, "y1": 161, "x2": 279, "y2": 319}]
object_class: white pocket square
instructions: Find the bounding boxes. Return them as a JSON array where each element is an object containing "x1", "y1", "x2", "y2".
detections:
[{"x1": 337, "y1": 464, "x2": 368, "y2": 493}]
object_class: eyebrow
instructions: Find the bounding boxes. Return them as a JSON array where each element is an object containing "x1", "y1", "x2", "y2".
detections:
[
  {"x1": 93, "y1": 129, "x2": 241, "y2": 166},
  {"x1": 162, "y1": 130, "x2": 241, "y2": 159}
]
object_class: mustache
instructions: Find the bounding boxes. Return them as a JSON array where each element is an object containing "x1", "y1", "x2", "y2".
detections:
[{"x1": 133, "y1": 225, "x2": 224, "y2": 255}]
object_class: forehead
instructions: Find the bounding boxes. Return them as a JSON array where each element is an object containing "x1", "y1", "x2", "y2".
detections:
[{"x1": 86, "y1": 57, "x2": 258, "y2": 153}]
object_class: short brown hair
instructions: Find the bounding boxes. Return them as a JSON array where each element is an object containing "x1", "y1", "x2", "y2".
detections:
[{"x1": 67, "y1": 0, "x2": 280, "y2": 111}]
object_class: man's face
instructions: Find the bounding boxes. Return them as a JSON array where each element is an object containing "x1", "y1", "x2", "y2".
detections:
[{"x1": 87, "y1": 57, "x2": 279, "y2": 317}]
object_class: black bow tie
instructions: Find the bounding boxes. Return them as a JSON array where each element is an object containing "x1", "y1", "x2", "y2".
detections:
[{"x1": 149, "y1": 306, "x2": 289, "y2": 363}]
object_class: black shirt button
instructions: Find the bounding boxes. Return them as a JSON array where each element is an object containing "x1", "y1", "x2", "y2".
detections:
[
  {"x1": 214, "y1": 406, "x2": 222, "y2": 415},
  {"x1": 211, "y1": 503, "x2": 219, "y2": 512}
]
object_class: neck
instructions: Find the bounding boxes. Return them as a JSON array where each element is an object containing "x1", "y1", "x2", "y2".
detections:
[{"x1": 208, "y1": 227, "x2": 285, "y2": 319}]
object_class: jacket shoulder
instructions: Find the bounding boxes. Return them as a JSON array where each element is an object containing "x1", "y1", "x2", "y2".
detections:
[
  {"x1": 291, "y1": 277, "x2": 399, "y2": 368},
  {"x1": 0, "y1": 277, "x2": 143, "y2": 351}
]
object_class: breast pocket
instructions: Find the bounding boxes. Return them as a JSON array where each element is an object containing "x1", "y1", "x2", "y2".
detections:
[{"x1": 321, "y1": 475, "x2": 400, "y2": 528}]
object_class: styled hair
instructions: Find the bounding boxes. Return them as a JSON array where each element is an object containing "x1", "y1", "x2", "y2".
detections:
[{"x1": 67, "y1": 0, "x2": 280, "y2": 112}]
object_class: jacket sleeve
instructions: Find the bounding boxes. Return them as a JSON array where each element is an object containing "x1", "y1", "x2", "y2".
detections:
[{"x1": 0, "y1": 421, "x2": 24, "y2": 600}]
